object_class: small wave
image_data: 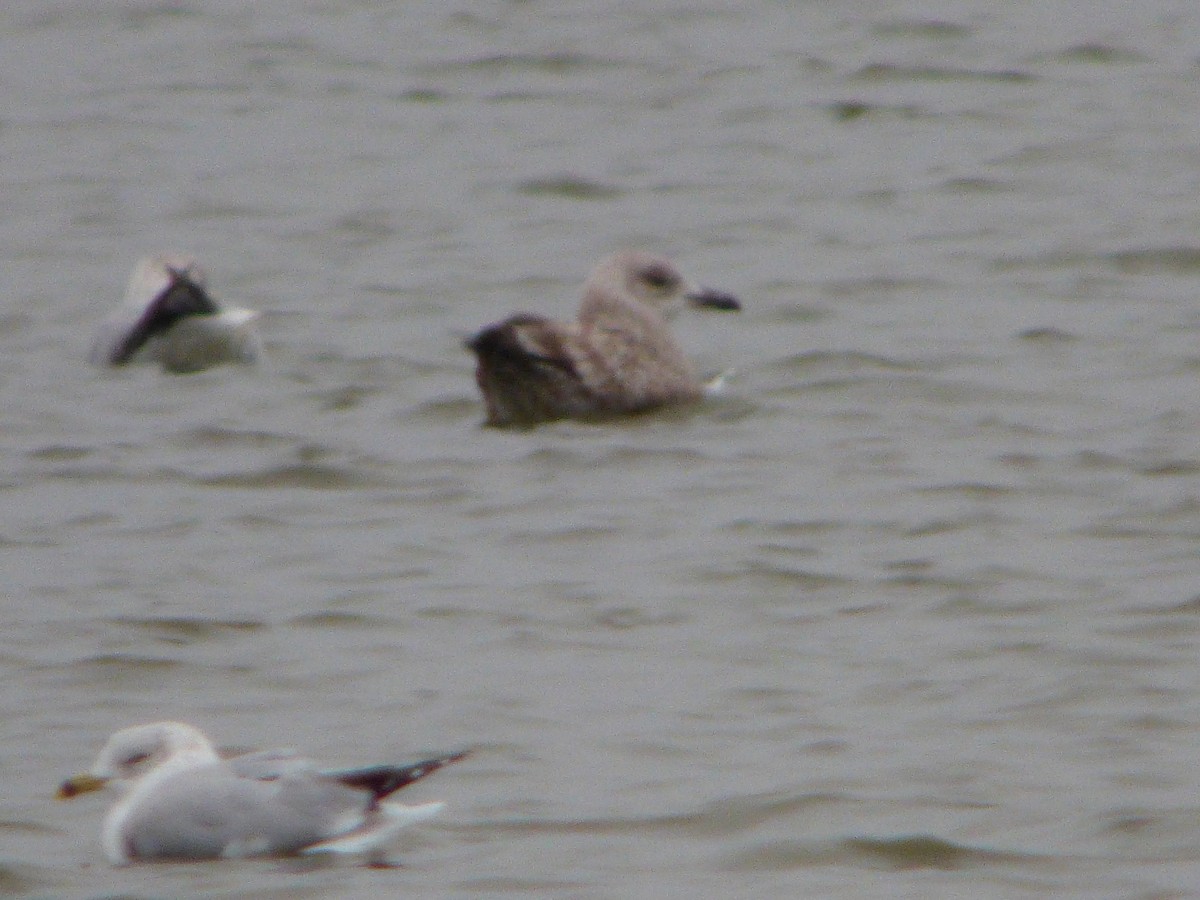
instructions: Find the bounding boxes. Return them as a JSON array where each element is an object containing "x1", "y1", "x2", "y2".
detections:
[
  {"x1": 64, "y1": 653, "x2": 181, "y2": 675},
  {"x1": 917, "y1": 482, "x2": 1014, "y2": 501},
  {"x1": 725, "y1": 833, "x2": 1035, "y2": 872},
  {"x1": 699, "y1": 560, "x2": 849, "y2": 592},
  {"x1": 417, "y1": 52, "x2": 620, "y2": 76},
  {"x1": 851, "y1": 63, "x2": 1033, "y2": 84},
  {"x1": 1139, "y1": 459, "x2": 1200, "y2": 477},
  {"x1": 50, "y1": 653, "x2": 255, "y2": 683},
  {"x1": 769, "y1": 349, "x2": 921, "y2": 376},
  {"x1": 290, "y1": 611, "x2": 399, "y2": 629},
  {"x1": 189, "y1": 462, "x2": 382, "y2": 490},
  {"x1": 106, "y1": 616, "x2": 266, "y2": 644},
  {"x1": 1017, "y1": 326, "x2": 1076, "y2": 343},
  {"x1": 393, "y1": 87, "x2": 450, "y2": 104},
  {"x1": 824, "y1": 100, "x2": 926, "y2": 122},
  {"x1": 25, "y1": 445, "x2": 92, "y2": 462},
  {"x1": 517, "y1": 176, "x2": 623, "y2": 200},
  {"x1": 592, "y1": 606, "x2": 690, "y2": 631},
  {"x1": 939, "y1": 176, "x2": 1014, "y2": 194},
  {"x1": 1105, "y1": 246, "x2": 1200, "y2": 274},
  {"x1": 871, "y1": 20, "x2": 970, "y2": 39},
  {"x1": 1045, "y1": 43, "x2": 1149, "y2": 65},
  {"x1": 410, "y1": 395, "x2": 483, "y2": 422},
  {"x1": 490, "y1": 791, "x2": 843, "y2": 839},
  {"x1": 172, "y1": 426, "x2": 294, "y2": 450}
]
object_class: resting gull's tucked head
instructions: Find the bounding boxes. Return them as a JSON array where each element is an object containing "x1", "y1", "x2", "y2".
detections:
[
  {"x1": 467, "y1": 250, "x2": 741, "y2": 427},
  {"x1": 90, "y1": 254, "x2": 262, "y2": 373},
  {"x1": 57, "y1": 721, "x2": 467, "y2": 865}
]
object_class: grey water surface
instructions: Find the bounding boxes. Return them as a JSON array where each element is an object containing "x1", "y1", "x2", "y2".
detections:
[{"x1": 2, "y1": 1, "x2": 1200, "y2": 898}]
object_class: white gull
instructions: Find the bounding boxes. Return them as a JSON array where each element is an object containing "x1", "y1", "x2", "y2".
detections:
[
  {"x1": 57, "y1": 721, "x2": 467, "y2": 865},
  {"x1": 90, "y1": 254, "x2": 262, "y2": 373}
]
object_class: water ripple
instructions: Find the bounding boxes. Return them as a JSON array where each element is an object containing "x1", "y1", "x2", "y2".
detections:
[
  {"x1": 492, "y1": 791, "x2": 842, "y2": 838},
  {"x1": 517, "y1": 175, "x2": 624, "y2": 200},
  {"x1": 1105, "y1": 246, "x2": 1200, "y2": 274},
  {"x1": 188, "y1": 463, "x2": 383, "y2": 490},
  {"x1": 106, "y1": 616, "x2": 266, "y2": 644},
  {"x1": 851, "y1": 63, "x2": 1034, "y2": 84},
  {"x1": 725, "y1": 834, "x2": 1039, "y2": 871}
]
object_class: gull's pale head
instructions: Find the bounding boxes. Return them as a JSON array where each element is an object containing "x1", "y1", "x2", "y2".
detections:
[
  {"x1": 589, "y1": 251, "x2": 741, "y2": 319},
  {"x1": 57, "y1": 721, "x2": 220, "y2": 799}
]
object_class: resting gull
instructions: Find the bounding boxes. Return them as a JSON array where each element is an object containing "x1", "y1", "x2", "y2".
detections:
[
  {"x1": 90, "y1": 254, "x2": 262, "y2": 373},
  {"x1": 56, "y1": 721, "x2": 467, "y2": 865},
  {"x1": 467, "y1": 250, "x2": 741, "y2": 427}
]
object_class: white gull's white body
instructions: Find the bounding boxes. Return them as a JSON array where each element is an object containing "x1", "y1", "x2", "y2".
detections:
[{"x1": 90, "y1": 255, "x2": 262, "y2": 373}]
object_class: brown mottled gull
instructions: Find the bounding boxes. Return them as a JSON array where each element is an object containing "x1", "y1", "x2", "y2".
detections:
[
  {"x1": 56, "y1": 721, "x2": 467, "y2": 865},
  {"x1": 90, "y1": 254, "x2": 262, "y2": 373},
  {"x1": 467, "y1": 251, "x2": 741, "y2": 427}
]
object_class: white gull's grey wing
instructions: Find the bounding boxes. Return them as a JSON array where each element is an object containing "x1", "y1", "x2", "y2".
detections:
[{"x1": 223, "y1": 748, "x2": 317, "y2": 780}]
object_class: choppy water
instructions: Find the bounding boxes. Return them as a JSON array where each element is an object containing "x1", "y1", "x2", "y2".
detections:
[{"x1": 3, "y1": 2, "x2": 1200, "y2": 897}]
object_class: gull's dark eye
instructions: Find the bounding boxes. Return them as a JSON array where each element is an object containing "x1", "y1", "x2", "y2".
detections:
[
  {"x1": 124, "y1": 751, "x2": 151, "y2": 768},
  {"x1": 641, "y1": 265, "x2": 675, "y2": 290}
]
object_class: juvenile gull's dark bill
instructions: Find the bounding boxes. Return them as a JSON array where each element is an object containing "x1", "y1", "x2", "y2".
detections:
[
  {"x1": 56, "y1": 721, "x2": 468, "y2": 865},
  {"x1": 90, "y1": 254, "x2": 262, "y2": 373},
  {"x1": 467, "y1": 250, "x2": 741, "y2": 427}
]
